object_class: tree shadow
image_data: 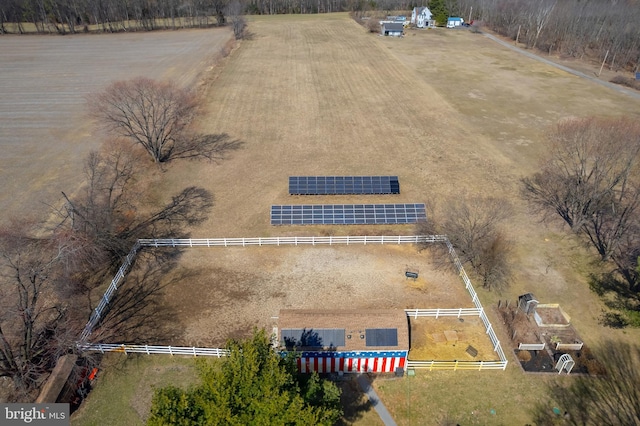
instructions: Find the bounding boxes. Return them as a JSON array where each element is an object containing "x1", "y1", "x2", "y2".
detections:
[
  {"x1": 334, "y1": 375, "x2": 375, "y2": 426},
  {"x1": 530, "y1": 340, "x2": 640, "y2": 425},
  {"x1": 283, "y1": 329, "x2": 338, "y2": 351},
  {"x1": 169, "y1": 133, "x2": 244, "y2": 162},
  {"x1": 87, "y1": 249, "x2": 196, "y2": 344},
  {"x1": 589, "y1": 272, "x2": 640, "y2": 328}
]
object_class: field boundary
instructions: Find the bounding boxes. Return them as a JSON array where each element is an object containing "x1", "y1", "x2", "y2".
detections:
[{"x1": 78, "y1": 235, "x2": 507, "y2": 371}]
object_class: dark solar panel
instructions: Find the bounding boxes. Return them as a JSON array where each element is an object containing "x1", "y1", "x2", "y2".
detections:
[
  {"x1": 365, "y1": 328, "x2": 398, "y2": 347},
  {"x1": 271, "y1": 204, "x2": 426, "y2": 225},
  {"x1": 289, "y1": 176, "x2": 400, "y2": 195},
  {"x1": 281, "y1": 328, "x2": 346, "y2": 348}
]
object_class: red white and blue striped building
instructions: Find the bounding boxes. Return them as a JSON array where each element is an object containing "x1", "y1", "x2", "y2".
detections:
[{"x1": 278, "y1": 309, "x2": 409, "y2": 374}]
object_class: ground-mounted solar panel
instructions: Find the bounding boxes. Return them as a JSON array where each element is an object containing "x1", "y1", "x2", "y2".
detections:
[
  {"x1": 289, "y1": 176, "x2": 400, "y2": 195},
  {"x1": 270, "y1": 204, "x2": 426, "y2": 225},
  {"x1": 365, "y1": 328, "x2": 399, "y2": 347}
]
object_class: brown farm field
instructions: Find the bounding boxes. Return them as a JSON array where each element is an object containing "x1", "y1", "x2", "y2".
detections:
[
  {"x1": 4, "y1": 12, "x2": 640, "y2": 426},
  {"x1": 0, "y1": 28, "x2": 233, "y2": 220}
]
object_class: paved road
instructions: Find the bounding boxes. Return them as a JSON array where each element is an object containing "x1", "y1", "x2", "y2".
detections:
[
  {"x1": 356, "y1": 374, "x2": 397, "y2": 426},
  {"x1": 481, "y1": 32, "x2": 640, "y2": 101}
]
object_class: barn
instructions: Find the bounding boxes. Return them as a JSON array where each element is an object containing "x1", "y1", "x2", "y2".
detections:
[
  {"x1": 278, "y1": 309, "x2": 409, "y2": 374},
  {"x1": 381, "y1": 22, "x2": 404, "y2": 37}
]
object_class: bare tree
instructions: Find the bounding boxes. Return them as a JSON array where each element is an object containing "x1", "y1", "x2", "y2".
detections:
[
  {"x1": 522, "y1": 117, "x2": 640, "y2": 262},
  {"x1": 227, "y1": 0, "x2": 246, "y2": 39},
  {"x1": 90, "y1": 78, "x2": 199, "y2": 163},
  {"x1": 417, "y1": 195, "x2": 513, "y2": 291},
  {"x1": 0, "y1": 222, "x2": 71, "y2": 397}
]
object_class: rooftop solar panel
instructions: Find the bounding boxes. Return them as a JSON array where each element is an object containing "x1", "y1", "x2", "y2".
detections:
[
  {"x1": 281, "y1": 328, "x2": 346, "y2": 348},
  {"x1": 289, "y1": 176, "x2": 400, "y2": 195},
  {"x1": 365, "y1": 328, "x2": 399, "y2": 347},
  {"x1": 270, "y1": 204, "x2": 427, "y2": 225}
]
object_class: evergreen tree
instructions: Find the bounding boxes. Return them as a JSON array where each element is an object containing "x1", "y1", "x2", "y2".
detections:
[
  {"x1": 428, "y1": 0, "x2": 448, "y2": 26},
  {"x1": 148, "y1": 329, "x2": 342, "y2": 426}
]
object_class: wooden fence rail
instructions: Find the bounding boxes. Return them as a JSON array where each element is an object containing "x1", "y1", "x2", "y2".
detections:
[
  {"x1": 138, "y1": 235, "x2": 447, "y2": 248},
  {"x1": 406, "y1": 360, "x2": 507, "y2": 371},
  {"x1": 404, "y1": 308, "x2": 482, "y2": 318},
  {"x1": 518, "y1": 343, "x2": 546, "y2": 350},
  {"x1": 77, "y1": 343, "x2": 230, "y2": 357}
]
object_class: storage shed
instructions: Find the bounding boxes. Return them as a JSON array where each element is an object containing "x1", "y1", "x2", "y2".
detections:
[
  {"x1": 518, "y1": 293, "x2": 539, "y2": 315},
  {"x1": 381, "y1": 22, "x2": 404, "y2": 37},
  {"x1": 278, "y1": 309, "x2": 409, "y2": 374},
  {"x1": 446, "y1": 17, "x2": 464, "y2": 28}
]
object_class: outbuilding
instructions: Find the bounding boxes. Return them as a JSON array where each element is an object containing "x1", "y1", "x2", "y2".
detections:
[
  {"x1": 381, "y1": 22, "x2": 404, "y2": 37},
  {"x1": 278, "y1": 309, "x2": 409, "y2": 374},
  {"x1": 446, "y1": 17, "x2": 464, "y2": 28}
]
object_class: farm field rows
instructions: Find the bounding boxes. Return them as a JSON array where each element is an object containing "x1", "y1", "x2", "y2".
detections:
[
  {"x1": 3, "y1": 12, "x2": 639, "y2": 426},
  {"x1": 0, "y1": 28, "x2": 232, "y2": 220}
]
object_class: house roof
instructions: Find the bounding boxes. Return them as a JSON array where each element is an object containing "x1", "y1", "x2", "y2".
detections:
[
  {"x1": 279, "y1": 309, "x2": 409, "y2": 351},
  {"x1": 383, "y1": 22, "x2": 404, "y2": 31},
  {"x1": 448, "y1": 17, "x2": 463, "y2": 22}
]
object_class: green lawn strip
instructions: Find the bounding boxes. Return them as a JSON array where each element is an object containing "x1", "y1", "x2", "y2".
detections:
[
  {"x1": 374, "y1": 366, "x2": 554, "y2": 426},
  {"x1": 71, "y1": 354, "x2": 201, "y2": 426}
]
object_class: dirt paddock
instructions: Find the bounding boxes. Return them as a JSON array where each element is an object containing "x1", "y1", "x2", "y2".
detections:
[{"x1": 121, "y1": 243, "x2": 492, "y2": 355}]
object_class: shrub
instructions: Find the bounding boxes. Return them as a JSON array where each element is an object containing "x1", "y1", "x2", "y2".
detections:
[
  {"x1": 517, "y1": 350, "x2": 532, "y2": 362},
  {"x1": 610, "y1": 75, "x2": 640, "y2": 91}
]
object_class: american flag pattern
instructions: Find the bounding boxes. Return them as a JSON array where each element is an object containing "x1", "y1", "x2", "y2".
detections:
[{"x1": 292, "y1": 351, "x2": 408, "y2": 373}]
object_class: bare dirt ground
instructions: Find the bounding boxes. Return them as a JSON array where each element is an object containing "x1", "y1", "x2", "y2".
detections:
[
  {"x1": 146, "y1": 244, "x2": 473, "y2": 346},
  {"x1": 0, "y1": 28, "x2": 232, "y2": 222}
]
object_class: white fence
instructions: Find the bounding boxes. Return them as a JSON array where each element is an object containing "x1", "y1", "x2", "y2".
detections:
[
  {"x1": 518, "y1": 343, "x2": 546, "y2": 351},
  {"x1": 555, "y1": 342, "x2": 583, "y2": 351},
  {"x1": 79, "y1": 242, "x2": 141, "y2": 341},
  {"x1": 138, "y1": 235, "x2": 447, "y2": 248},
  {"x1": 78, "y1": 234, "x2": 507, "y2": 371},
  {"x1": 78, "y1": 343, "x2": 229, "y2": 357},
  {"x1": 405, "y1": 308, "x2": 482, "y2": 319},
  {"x1": 406, "y1": 360, "x2": 507, "y2": 371}
]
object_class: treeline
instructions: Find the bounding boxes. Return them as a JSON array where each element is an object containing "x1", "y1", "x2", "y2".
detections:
[
  {"x1": 0, "y1": 0, "x2": 229, "y2": 34},
  {"x1": 458, "y1": 0, "x2": 640, "y2": 72},
  {"x1": 2, "y1": 0, "x2": 639, "y2": 72}
]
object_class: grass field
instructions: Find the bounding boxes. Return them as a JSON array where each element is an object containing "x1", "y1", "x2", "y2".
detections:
[{"x1": 3, "y1": 12, "x2": 639, "y2": 426}]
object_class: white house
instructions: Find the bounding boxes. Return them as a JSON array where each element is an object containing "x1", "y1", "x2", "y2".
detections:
[{"x1": 411, "y1": 7, "x2": 432, "y2": 28}]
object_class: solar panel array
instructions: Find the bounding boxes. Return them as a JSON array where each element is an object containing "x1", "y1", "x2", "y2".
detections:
[
  {"x1": 365, "y1": 328, "x2": 399, "y2": 347},
  {"x1": 289, "y1": 176, "x2": 400, "y2": 195},
  {"x1": 270, "y1": 204, "x2": 426, "y2": 225},
  {"x1": 281, "y1": 328, "x2": 346, "y2": 348}
]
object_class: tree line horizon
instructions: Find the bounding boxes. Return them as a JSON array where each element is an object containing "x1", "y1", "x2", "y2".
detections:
[{"x1": 1, "y1": 0, "x2": 638, "y2": 72}]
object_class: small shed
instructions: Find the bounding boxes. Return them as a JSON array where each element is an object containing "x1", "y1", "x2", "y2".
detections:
[
  {"x1": 279, "y1": 309, "x2": 409, "y2": 374},
  {"x1": 411, "y1": 7, "x2": 432, "y2": 28},
  {"x1": 518, "y1": 293, "x2": 539, "y2": 315},
  {"x1": 381, "y1": 22, "x2": 404, "y2": 37},
  {"x1": 446, "y1": 17, "x2": 464, "y2": 28}
]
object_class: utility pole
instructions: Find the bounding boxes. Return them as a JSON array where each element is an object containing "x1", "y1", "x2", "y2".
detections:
[{"x1": 468, "y1": 6, "x2": 472, "y2": 23}]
